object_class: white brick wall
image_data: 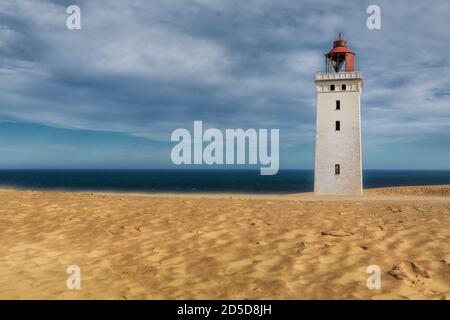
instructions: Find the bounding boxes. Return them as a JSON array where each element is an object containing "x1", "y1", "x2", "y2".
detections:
[{"x1": 314, "y1": 73, "x2": 363, "y2": 196}]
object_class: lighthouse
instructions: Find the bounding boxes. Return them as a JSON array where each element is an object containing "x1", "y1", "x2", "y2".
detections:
[{"x1": 314, "y1": 33, "x2": 363, "y2": 195}]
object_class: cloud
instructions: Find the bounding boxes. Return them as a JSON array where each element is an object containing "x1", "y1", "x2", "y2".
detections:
[{"x1": 0, "y1": 0, "x2": 449, "y2": 152}]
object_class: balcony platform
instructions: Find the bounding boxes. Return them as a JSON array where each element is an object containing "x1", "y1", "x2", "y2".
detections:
[{"x1": 315, "y1": 71, "x2": 362, "y2": 81}]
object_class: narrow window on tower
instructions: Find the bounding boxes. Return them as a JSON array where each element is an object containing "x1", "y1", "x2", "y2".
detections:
[
  {"x1": 335, "y1": 164, "x2": 340, "y2": 175},
  {"x1": 335, "y1": 121, "x2": 341, "y2": 131},
  {"x1": 330, "y1": 84, "x2": 335, "y2": 91},
  {"x1": 336, "y1": 100, "x2": 341, "y2": 110},
  {"x1": 342, "y1": 84, "x2": 347, "y2": 91}
]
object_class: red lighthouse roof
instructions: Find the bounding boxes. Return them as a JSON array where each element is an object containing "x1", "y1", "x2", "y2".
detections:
[
  {"x1": 325, "y1": 33, "x2": 355, "y2": 72},
  {"x1": 326, "y1": 33, "x2": 355, "y2": 56}
]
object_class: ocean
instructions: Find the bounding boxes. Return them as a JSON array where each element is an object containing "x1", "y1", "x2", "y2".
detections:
[{"x1": 0, "y1": 170, "x2": 449, "y2": 194}]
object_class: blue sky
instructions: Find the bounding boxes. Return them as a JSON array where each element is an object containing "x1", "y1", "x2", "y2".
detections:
[{"x1": 0, "y1": 0, "x2": 449, "y2": 169}]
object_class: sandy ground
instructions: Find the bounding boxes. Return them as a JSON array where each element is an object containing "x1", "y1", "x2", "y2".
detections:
[{"x1": 0, "y1": 185, "x2": 449, "y2": 300}]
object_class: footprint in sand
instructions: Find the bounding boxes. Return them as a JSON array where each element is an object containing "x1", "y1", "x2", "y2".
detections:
[
  {"x1": 388, "y1": 207, "x2": 402, "y2": 213},
  {"x1": 388, "y1": 261, "x2": 430, "y2": 286},
  {"x1": 108, "y1": 225, "x2": 142, "y2": 235},
  {"x1": 296, "y1": 242, "x2": 307, "y2": 254},
  {"x1": 321, "y1": 230, "x2": 353, "y2": 237}
]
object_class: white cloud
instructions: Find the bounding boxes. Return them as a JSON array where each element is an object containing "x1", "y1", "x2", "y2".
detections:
[{"x1": 0, "y1": 0, "x2": 448, "y2": 150}]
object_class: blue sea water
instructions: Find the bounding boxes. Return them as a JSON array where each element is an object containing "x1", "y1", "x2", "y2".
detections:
[{"x1": 0, "y1": 170, "x2": 449, "y2": 194}]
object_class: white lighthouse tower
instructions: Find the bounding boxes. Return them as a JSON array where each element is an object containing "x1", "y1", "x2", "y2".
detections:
[{"x1": 314, "y1": 33, "x2": 363, "y2": 196}]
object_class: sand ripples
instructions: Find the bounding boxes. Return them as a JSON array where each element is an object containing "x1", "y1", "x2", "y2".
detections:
[{"x1": 0, "y1": 187, "x2": 449, "y2": 299}]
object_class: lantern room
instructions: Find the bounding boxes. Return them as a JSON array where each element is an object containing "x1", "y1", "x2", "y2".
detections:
[{"x1": 325, "y1": 33, "x2": 355, "y2": 73}]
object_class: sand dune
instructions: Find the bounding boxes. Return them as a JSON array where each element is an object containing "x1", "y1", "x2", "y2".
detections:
[
  {"x1": 0, "y1": 185, "x2": 449, "y2": 300},
  {"x1": 365, "y1": 185, "x2": 450, "y2": 197}
]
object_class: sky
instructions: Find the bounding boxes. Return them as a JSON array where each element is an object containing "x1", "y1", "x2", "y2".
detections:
[{"x1": 0, "y1": 0, "x2": 449, "y2": 170}]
